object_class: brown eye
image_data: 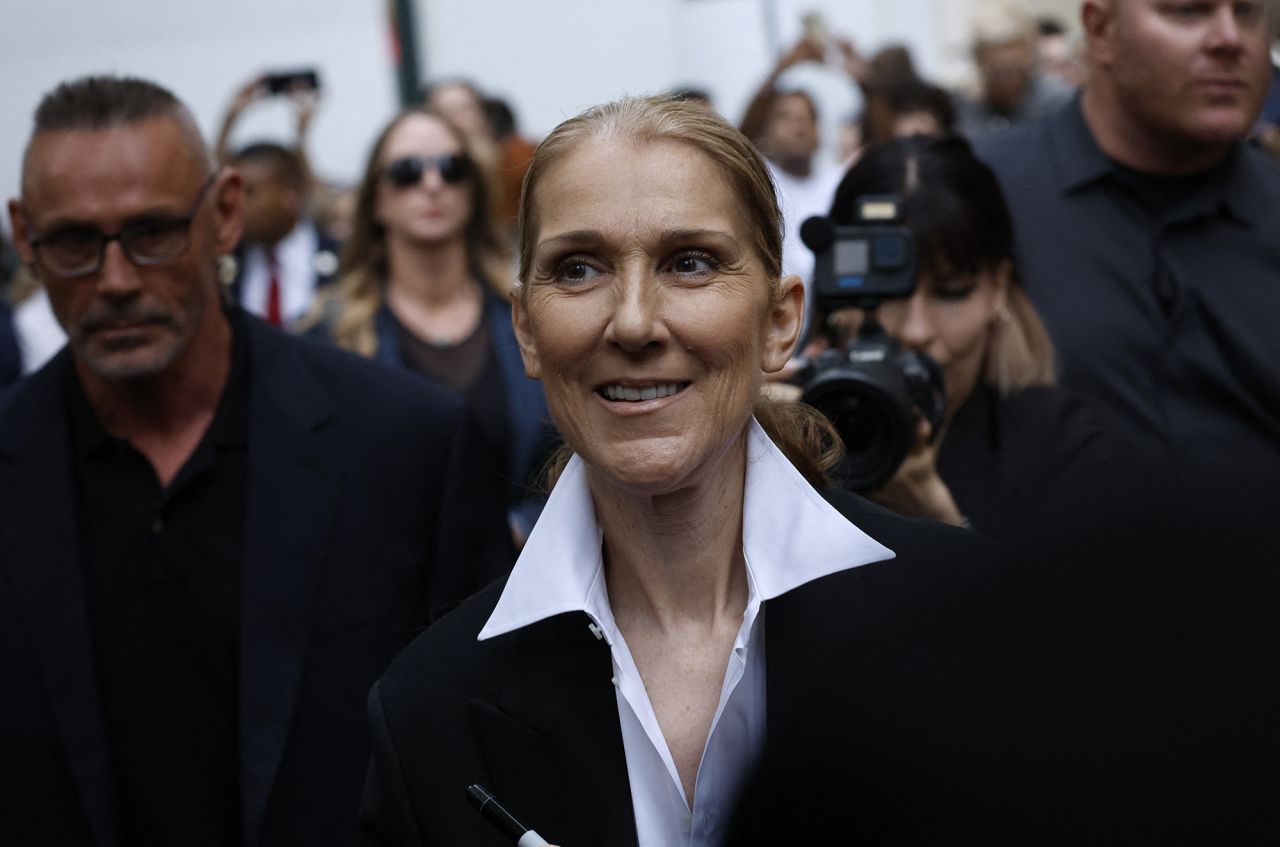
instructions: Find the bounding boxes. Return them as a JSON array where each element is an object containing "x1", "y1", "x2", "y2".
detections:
[
  {"x1": 669, "y1": 251, "x2": 717, "y2": 277},
  {"x1": 554, "y1": 257, "x2": 603, "y2": 283}
]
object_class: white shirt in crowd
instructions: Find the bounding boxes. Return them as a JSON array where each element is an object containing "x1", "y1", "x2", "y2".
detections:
[
  {"x1": 767, "y1": 158, "x2": 847, "y2": 343},
  {"x1": 14, "y1": 287, "x2": 65, "y2": 375},
  {"x1": 239, "y1": 221, "x2": 334, "y2": 328},
  {"x1": 480, "y1": 418, "x2": 895, "y2": 846}
]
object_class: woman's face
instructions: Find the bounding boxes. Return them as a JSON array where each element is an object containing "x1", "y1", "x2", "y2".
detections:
[
  {"x1": 871, "y1": 263, "x2": 1009, "y2": 418},
  {"x1": 374, "y1": 113, "x2": 473, "y2": 246},
  {"x1": 515, "y1": 138, "x2": 802, "y2": 496}
]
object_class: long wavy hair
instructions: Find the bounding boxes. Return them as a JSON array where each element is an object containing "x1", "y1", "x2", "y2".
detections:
[
  {"x1": 319, "y1": 108, "x2": 507, "y2": 356},
  {"x1": 518, "y1": 94, "x2": 844, "y2": 488}
]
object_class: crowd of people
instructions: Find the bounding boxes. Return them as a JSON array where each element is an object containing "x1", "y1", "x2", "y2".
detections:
[{"x1": 1, "y1": 0, "x2": 1279, "y2": 844}]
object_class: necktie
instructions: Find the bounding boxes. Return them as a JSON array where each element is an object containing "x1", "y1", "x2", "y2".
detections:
[{"x1": 266, "y1": 249, "x2": 283, "y2": 327}]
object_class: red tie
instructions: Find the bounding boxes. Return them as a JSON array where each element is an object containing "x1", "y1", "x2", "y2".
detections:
[{"x1": 266, "y1": 250, "x2": 283, "y2": 327}]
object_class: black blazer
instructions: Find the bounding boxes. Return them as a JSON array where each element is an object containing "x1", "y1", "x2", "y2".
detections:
[
  {"x1": 358, "y1": 490, "x2": 1061, "y2": 846},
  {"x1": 0, "y1": 316, "x2": 513, "y2": 847}
]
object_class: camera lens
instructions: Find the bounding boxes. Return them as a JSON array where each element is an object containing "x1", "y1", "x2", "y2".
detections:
[
  {"x1": 800, "y1": 341, "x2": 945, "y2": 494},
  {"x1": 803, "y1": 363, "x2": 915, "y2": 493}
]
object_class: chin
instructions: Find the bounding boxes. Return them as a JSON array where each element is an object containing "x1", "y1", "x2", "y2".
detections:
[
  {"x1": 77, "y1": 338, "x2": 185, "y2": 381},
  {"x1": 581, "y1": 432, "x2": 745, "y2": 500},
  {"x1": 1186, "y1": 109, "x2": 1256, "y2": 146}
]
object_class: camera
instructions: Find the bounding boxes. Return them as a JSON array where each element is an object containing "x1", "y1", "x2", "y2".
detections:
[{"x1": 797, "y1": 197, "x2": 945, "y2": 494}]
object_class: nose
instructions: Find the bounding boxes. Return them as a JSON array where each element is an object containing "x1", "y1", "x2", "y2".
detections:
[
  {"x1": 604, "y1": 269, "x2": 666, "y2": 353},
  {"x1": 1205, "y1": 3, "x2": 1246, "y2": 54},
  {"x1": 896, "y1": 291, "x2": 936, "y2": 351},
  {"x1": 95, "y1": 239, "x2": 144, "y2": 298}
]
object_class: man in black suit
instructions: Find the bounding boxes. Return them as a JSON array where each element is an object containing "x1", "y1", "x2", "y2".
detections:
[{"x1": 1, "y1": 74, "x2": 512, "y2": 846}]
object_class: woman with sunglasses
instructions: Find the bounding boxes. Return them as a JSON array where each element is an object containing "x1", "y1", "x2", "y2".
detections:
[{"x1": 310, "y1": 108, "x2": 553, "y2": 545}]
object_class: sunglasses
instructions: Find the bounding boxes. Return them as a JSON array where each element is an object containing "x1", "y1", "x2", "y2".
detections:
[{"x1": 382, "y1": 154, "x2": 471, "y2": 188}]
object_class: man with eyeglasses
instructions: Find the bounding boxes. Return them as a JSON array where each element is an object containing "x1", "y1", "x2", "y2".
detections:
[{"x1": 0, "y1": 75, "x2": 513, "y2": 846}]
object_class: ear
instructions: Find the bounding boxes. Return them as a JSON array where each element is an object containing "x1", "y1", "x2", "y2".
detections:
[
  {"x1": 761, "y1": 273, "x2": 805, "y2": 374},
  {"x1": 210, "y1": 168, "x2": 244, "y2": 254},
  {"x1": 1081, "y1": 0, "x2": 1116, "y2": 67},
  {"x1": 7, "y1": 199, "x2": 36, "y2": 269},
  {"x1": 510, "y1": 287, "x2": 542, "y2": 380}
]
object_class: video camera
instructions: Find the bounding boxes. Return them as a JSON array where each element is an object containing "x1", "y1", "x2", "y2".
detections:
[{"x1": 797, "y1": 197, "x2": 945, "y2": 494}]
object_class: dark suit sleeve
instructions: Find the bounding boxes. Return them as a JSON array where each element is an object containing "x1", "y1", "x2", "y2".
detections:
[
  {"x1": 428, "y1": 404, "x2": 516, "y2": 621},
  {"x1": 360, "y1": 682, "x2": 425, "y2": 846}
]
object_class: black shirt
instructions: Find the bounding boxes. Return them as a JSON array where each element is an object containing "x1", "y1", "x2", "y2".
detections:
[
  {"x1": 66, "y1": 311, "x2": 251, "y2": 845},
  {"x1": 392, "y1": 306, "x2": 513, "y2": 489},
  {"x1": 976, "y1": 97, "x2": 1280, "y2": 485},
  {"x1": 936, "y1": 384, "x2": 1114, "y2": 541}
]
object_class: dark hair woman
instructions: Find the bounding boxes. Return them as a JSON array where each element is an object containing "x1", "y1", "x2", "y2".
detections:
[{"x1": 826, "y1": 134, "x2": 1111, "y2": 538}]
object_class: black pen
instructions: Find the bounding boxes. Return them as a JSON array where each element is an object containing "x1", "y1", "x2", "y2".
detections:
[{"x1": 465, "y1": 784, "x2": 550, "y2": 847}]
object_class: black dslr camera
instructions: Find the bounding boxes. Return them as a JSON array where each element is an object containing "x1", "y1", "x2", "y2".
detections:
[{"x1": 797, "y1": 197, "x2": 945, "y2": 494}]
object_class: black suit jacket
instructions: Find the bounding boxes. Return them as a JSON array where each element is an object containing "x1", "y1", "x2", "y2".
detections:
[
  {"x1": 0, "y1": 316, "x2": 513, "y2": 847},
  {"x1": 359, "y1": 491, "x2": 1062, "y2": 846}
]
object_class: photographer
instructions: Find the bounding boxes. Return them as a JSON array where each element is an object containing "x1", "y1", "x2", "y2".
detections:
[{"x1": 817, "y1": 135, "x2": 1112, "y2": 539}]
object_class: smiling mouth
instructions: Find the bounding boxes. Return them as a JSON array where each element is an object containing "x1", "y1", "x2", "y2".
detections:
[{"x1": 598, "y1": 382, "x2": 690, "y2": 402}]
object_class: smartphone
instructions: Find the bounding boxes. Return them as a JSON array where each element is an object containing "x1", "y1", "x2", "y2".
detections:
[
  {"x1": 801, "y1": 11, "x2": 828, "y2": 46},
  {"x1": 264, "y1": 69, "x2": 320, "y2": 96}
]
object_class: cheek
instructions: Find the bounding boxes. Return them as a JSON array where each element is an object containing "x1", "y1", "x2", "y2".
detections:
[
  {"x1": 524, "y1": 291, "x2": 604, "y2": 382},
  {"x1": 937, "y1": 303, "x2": 994, "y2": 358}
]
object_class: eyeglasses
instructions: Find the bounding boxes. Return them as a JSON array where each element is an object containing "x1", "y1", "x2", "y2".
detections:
[
  {"x1": 26, "y1": 174, "x2": 217, "y2": 279},
  {"x1": 382, "y1": 154, "x2": 471, "y2": 188}
]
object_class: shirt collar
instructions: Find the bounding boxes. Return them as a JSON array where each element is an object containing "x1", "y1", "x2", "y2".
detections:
[
  {"x1": 1051, "y1": 95, "x2": 1115, "y2": 194},
  {"x1": 478, "y1": 417, "x2": 896, "y2": 641},
  {"x1": 1053, "y1": 93, "x2": 1269, "y2": 226}
]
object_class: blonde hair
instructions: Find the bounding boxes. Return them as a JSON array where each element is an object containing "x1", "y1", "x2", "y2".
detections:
[
  {"x1": 984, "y1": 284, "x2": 1056, "y2": 395},
  {"x1": 315, "y1": 108, "x2": 508, "y2": 356},
  {"x1": 518, "y1": 94, "x2": 842, "y2": 487}
]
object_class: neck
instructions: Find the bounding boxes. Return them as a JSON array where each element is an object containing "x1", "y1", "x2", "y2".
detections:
[
  {"x1": 76, "y1": 307, "x2": 233, "y2": 447},
  {"x1": 594, "y1": 434, "x2": 750, "y2": 631},
  {"x1": 385, "y1": 234, "x2": 474, "y2": 306},
  {"x1": 1081, "y1": 83, "x2": 1232, "y2": 175}
]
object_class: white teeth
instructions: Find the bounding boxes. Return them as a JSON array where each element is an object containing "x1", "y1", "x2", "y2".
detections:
[{"x1": 602, "y1": 383, "x2": 685, "y2": 402}]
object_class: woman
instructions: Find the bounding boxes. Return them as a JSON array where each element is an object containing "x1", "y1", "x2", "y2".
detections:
[
  {"x1": 310, "y1": 108, "x2": 553, "y2": 541},
  {"x1": 359, "y1": 97, "x2": 1026, "y2": 846},
  {"x1": 825, "y1": 135, "x2": 1110, "y2": 539}
]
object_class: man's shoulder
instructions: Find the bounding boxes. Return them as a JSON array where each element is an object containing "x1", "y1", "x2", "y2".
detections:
[
  {"x1": 971, "y1": 99, "x2": 1071, "y2": 181},
  {"x1": 243, "y1": 316, "x2": 464, "y2": 440},
  {"x1": 0, "y1": 350, "x2": 69, "y2": 453}
]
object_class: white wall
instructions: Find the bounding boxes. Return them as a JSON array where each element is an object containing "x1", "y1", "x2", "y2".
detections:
[{"x1": 0, "y1": 0, "x2": 397, "y2": 222}]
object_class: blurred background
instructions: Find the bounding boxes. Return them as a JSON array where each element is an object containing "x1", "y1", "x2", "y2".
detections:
[{"x1": 0, "y1": 0, "x2": 1079, "y2": 207}]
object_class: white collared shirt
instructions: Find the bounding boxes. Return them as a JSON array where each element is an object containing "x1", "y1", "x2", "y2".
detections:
[
  {"x1": 239, "y1": 221, "x2": 331, "y2": 328},
  {"x1": 480, "y1": 418, "x2": 895, "y2": 846}
]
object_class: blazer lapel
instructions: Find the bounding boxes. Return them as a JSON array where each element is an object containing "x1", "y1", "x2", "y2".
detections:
[
  {"x1": 470, "y1": 614, "x2": 638, "y2": 847},
  {"x1": 0, "y1": 356, "x2": 121, "y2": 847},
  {"x1": 237, "y1": 323, "x2": 339, "y2": 847}
]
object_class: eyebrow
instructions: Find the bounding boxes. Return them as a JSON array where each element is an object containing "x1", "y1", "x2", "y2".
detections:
[
  {"x1": 30, "y1": 204, "x2": 191, "y2": 236},
  {"x1": 536, "y1": 227, "x2": 741, "y2": 253}
]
